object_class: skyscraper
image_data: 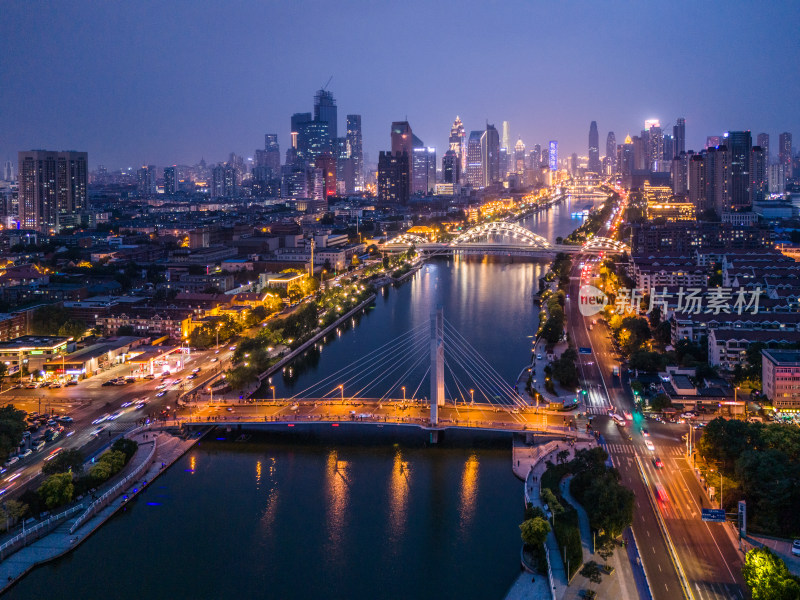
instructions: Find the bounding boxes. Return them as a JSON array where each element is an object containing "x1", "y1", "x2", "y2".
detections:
[
  {"x1": 314, "y1": 89, "x2": 337, "y2": 146},
  {"x1": 605, "y1": 132, "x2": 617, "y2": 174},
  {"x1": 726, "y1": 131, "x2": 752, "y2": 211},
  {"x1": 501, "y1": 121, "x2": 511, "y2": 154},
  {"x1": 449, "y1": 116, "x2": 466, "y2": 181},
  {"x1": 391, "y1": 122, "x2": 413, "y2": 156},
  {"x1": 750, "y1": 146, "x2": 767, "y2": 204},
  {"x1": 442, "y1": 150, "x2": 460, "y2": 184},
  {"x1": 315, "y1": 152, "x2": 337, "y2": 199},
  {"x1": 264, "y1": 134, "x2": 281, "y2": 176},
  {"x1": 3, "y1": 160, "x2": 13, "y2": 182},
  {"x1": 514, "y1": 138, "x2": 526, "y2": 174},
  {"x1": 291, "y1": 112, "x2": 312, "y2": 151},
  {"x1": 18, "y1": 150, "x2": 88, "y2": 233},
  {"x1": 779, "y1": 132, "x2": 792, "y2": 179},
  {"x1": 688, "y1": 153, "x2": 706, "y2": 211},
  {"x1": 757, "y1": 133, "x2": 769, "y2": 165},
  {"x1": 377, "y1": 151, "x2": 409, "y2": 205},
  {"x1": 481, "y1": 124, "x2": 500, "y2": 186},
  {"x1": 466, "y1": 131, "x2": 483, "y2": 187},
  {"x1": 137, "y1": 165, "x2": 157, "y2": 196},
  {"x1": 346, "y1": 115, "x2": 363, "y2": 189},
  {"x1": 587, "y1": 121, "x2": 601, "y2": 173},
  {"x1": 673, "y1": 118, "x2": 686, "y2": 159},
  {"x1": 648, "y1": 122, "x2": 664, "y2": 171},
  {"x1": 412, "y1": 147, "x2": 436, "y2": 194},
  {"x1": 705, "y1": 145, "x2": 730, "y2": 215},
  {"x1": 164, "y1": 166, "x2": 177, "y2": 194}
]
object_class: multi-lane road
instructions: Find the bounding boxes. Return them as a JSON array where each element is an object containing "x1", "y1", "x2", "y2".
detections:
[{"x1": 567, "y1": 258, "x2": 745, "y2": 600}]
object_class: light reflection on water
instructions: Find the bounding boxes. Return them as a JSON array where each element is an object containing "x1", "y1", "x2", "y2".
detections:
[
  {"x1": 458, "y1": 453, "x2": 479, "y2": 534},
  {"x1": 387, "y1": 447, "x2": 410, "y2": 545},
  {"x1": 325, "y1": 450, "x2": 350, "y2": 560}
]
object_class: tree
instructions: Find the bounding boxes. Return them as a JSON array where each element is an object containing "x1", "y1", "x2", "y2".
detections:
[
  {"x1": 38, "y1": 473, "x2": 74, "y2": 509},
  {"x1": 0, "y1": 405, "x2": 27, "y2": 463},
  {"x1": 541, "y1": 488, "x2": 564, "y2": 516},
  {"x1": 520, "y1": 517, "x2": 551, "y2": 547},
  {"x1": 650, "y1": 392, "x2": 672, "y2": 412},
  {"x1": 111, "y1": 438, "x2": 138, "y2": 462},
  {"x1": 742, "y1": 547, "x2": 800, "y2": 600},
  {"x1": 42, "y1": 449, "x2": 84, "y2": 475},
  {"x1": 117, "y1": 325, "x2": 135, "y2": 336},
  {"x1": 580, "y1": 560, "x2": 603, "y2": 584},
  {"x1": 557, "y1": 450, "x2": 570, "y2": 464}
]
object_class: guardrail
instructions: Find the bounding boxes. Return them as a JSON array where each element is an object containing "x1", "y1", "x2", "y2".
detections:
[
  {"x1": 544, "y1": 544, "x2": 557, "y2": 600},
  {"x1": 0, "y1": 503, "x2": 84, "y2": 561},
  {"x1": 69, "y1": 439, "x2": 158, "y2": 534}
]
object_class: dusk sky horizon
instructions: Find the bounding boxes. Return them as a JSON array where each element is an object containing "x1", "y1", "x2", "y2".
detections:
[{"x1": 2, "y1": 0, "x2": 798, "y2": 170}]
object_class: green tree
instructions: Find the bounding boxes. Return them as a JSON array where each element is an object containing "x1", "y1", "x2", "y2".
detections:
[
  {"x1": 520, "y1": 517, "x2": 551, "y2": 547},
  {"x1": 110, "y1": 438, "x2": 138, "y2": 462},
  {"x1": 0, "y1": 405, "x2": 27, "y2": 463},
  {"x1": 41, "y1": 449, "x2": 84, "y2": 475},
  {"x1": 650, "y1": 392, "x2": 672, "y2": 412},
  {"x1": 742, "y1": 547, "x2": 800, "y2": 600},
  {"x1": 38, "y1": 473, "x2": 74, "y2": 509},
  {"x1": 541, "y1": 488, "x2": 564, "y2": 516}
]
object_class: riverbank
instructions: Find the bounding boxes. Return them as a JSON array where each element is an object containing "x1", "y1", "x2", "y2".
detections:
[{"x1": 0, "y1": 427, "x2": 201, "y2": 593}]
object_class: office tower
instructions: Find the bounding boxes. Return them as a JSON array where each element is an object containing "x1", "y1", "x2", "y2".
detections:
[
  {"x1": 541, "y1": 148, "x2": 550, "y2": 170},
  {"x1": 412, "y1": 146, "x2": 436, "y2": 194},
  {"x1": 314, "y1": 89, "x2": 337, "y2": 146},
  {"x1": 442, "y1": 150, "x2": 460, "y2": 184},
  {"x1": 619, "y1": 135, "x2": 634, "y2": 178},
  {"x1": 499, "y1": 148, "x2": 509, "y2": 178},
  {"x1": 779, "y1": 132, "x2": 792, "y2": 178},
  {"x1": 570, "y1": 153, "x2": 579, "y2": 175},
  {"x1": 648, "y1": 122, "x2": 664, "y2": 171},
  {"x1": 252, "y1": 165, "x2": 280, "y2": 197},
  {"x1": 530, "y1": 144, "x2": 541, "y2": 170},
  {"x1": 750, "y1": 146, "x2": 767, "y2": 204},
  {"x1": 449, "y1": 116, "x2": 466, "y2": 181},
  {"x1": 346, "y1": 115, "x2": 364, "y2": 189},
  {"x1": 688, "y1": 153, "x2": 706, "y2": 211},
  {"x1": 310, "y1": 168, "x2": 324, "y2": 201},
  {"x1": 291, "y1": 112, "x2": 312, "y2": 150},
  {"x1": 137, "y1": 165, "x2": 157, "y2": 196},
  {"x1": 548, "y1": 141, "x2": 558, "y2": 171},
  {"x1": 501, "y1": 121, "x2": 511, "y2": 154},
  {"x1": 726, "y1": 131, "x2": 752, "y2": 210},
  {"x1": 757, "y1": 133, "x2": 769, "y2": 165},
  {"x1": 768, "y1": 164, "x2": 785, "y2": 195},
  {"x1": 632, "y1": 136, "x2": 646, "y2": 170},
  {"x1": 705, "y1": 145, "x2": 730, "y2": 215},
  {"x1": 377, "y1": 151, "x2": 410, "y2": 205},
  {"x1": 315, "y1": 152, "x2": 337, "y2": 199},
  {"x1": 706, "y1": 136, "x2": 721, "y2": 150},
  {"x1": 164, "y1": 166, "x2": 177, "y2": 194},
  {"x1": 282, "y1": 164, "x2": 308, "y2": 198},
  {"x1": 211, "y1": 164, "x2": 237, "y2": 197},
  {"x1": 3, "y1": 160, "x2": 13, "y2": 182},
  {"x1": 466, "y1": 131, "x2": 483, "y2": 187},
  {"x1": 481, "y1": 124, "x2": 500, "y2": 186},
  {"x1": 673, "y1": 118, "x2": 686, "y2": 158},
  {"x1": 264, "y1": 134, "x2": 281, "y2": 176},
  {"x1": 662, "y1": 135, "x2": 675, "y2": 165},
  {"x1": 672, "y1": 151, "x2": 690, "y2": 196},
  {"x1": 587, "y1": 121, "x2": 601, "y2": 173},
  {"x1": 391, "y1": 122, "x2": 413, "y2": 155},
  {"x1": 18, "y1": 150, "x2": 88, "y2": 233},
  {"x1": 296, "y1": 120, "x2": 330, "y2": 161},
  {"x1": 514, "y1": 139, "x2": 526, "y2": 174},
  {"x1": 606, "y1": 132, "x2": 617, "y2": 174}
]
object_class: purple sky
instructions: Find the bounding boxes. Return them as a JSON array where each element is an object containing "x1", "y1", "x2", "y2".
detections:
[{"x1": 1, "y1": 1, "x2": 798, "y2": 170}]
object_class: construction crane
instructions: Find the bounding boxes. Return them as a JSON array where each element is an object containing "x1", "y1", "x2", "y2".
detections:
[{"x1": 321, "y1": 76, "x2": 333, "y2": 91}]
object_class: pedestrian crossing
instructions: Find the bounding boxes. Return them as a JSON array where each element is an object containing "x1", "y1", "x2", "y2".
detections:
[
  {"x1": 585, "y1": 406, "x2": 610, "y2": 415},
  {"x1": 605, "y1": 443, "x2": 687, "y2": 457}
]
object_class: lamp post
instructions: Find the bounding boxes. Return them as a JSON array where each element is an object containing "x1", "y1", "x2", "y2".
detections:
[
  {"x1": 401, "y1": 386, "x2": 406, "y2": 403},
  {"x1": 338, "y1": 384, "x2": 344, "y2": 404},
  {"x1": 470, "y1": 389, "x2": 474, "y2": 406}
]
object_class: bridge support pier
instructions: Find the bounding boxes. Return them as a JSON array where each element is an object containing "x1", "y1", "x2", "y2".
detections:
[{"x1": 430, "y1": 307, "x2": 444, "y2": 427}]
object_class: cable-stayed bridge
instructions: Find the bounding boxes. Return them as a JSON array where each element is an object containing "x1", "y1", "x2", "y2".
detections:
[{"x1": 184, "y1": 309, "x2": 591, "y2": 442}]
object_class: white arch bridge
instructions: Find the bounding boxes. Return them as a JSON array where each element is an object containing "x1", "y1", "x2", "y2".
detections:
[{"x1": 383, "y1": 223, "x2": 628, "y2": 257}]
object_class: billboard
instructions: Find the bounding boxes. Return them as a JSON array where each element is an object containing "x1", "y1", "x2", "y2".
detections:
[{"x1": 549, "y1": 141, "x2": 558, "y2": 171}]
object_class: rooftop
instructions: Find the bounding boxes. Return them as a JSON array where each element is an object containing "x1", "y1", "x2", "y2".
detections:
[
  {"x1": 762, "y1": 349, "x2": 800, "y2": 365},
  {"x1": 0, "y1": 335, "x2": 70, "y2": 351}
]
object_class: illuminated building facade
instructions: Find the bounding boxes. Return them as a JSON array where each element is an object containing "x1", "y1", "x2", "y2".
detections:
[{"x1": 18, "y1": 150, "x2": 88, "y2": 233}]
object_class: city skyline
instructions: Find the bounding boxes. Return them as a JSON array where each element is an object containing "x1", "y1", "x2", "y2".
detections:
[{"x1": 1, "y1": 1, "x2": 799, "y2": 169}]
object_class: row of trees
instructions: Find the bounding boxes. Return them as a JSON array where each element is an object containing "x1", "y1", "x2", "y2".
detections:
[
  {"x1": 0, "y1": 405, "x2": 27, "y2": 463},
  {"x1": 31, "y1": 304, "x2": 86, "y2": 340},
  {"x1": 698, "y1": 418, "x2": 800, "y2": 534},
  {"x1": 540, "y1": 290, "x2": 565, "y2": 344}
]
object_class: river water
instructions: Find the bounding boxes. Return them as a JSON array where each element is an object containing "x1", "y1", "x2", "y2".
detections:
[{"x1": 5, "y1": 197, "x2": 589, "y2": 600}]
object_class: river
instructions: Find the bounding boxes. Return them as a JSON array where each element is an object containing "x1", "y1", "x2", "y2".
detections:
[{"x1": 4, "y1": 195, "x2": 592, "y2": 600}]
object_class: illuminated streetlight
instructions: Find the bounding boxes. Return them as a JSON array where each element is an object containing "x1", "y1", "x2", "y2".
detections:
[
  {"x1": 401, "y1": 386, "x2": 406, "y2": 402},
  {"x1": 338, "y1": 384, "x2": 344, "y2": 403},
  {"x1": 470, "y1": 389, "x2": 474, "y2": 406}
]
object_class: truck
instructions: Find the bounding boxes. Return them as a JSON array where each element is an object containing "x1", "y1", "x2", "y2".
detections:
[{"x1": 612, "y1": 365, "x2": 620, "y2": 377}]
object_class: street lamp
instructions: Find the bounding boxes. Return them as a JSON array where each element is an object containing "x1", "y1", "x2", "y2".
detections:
[
  {"x1": 338, "y1": 384, "x2": 344, "y2": 403},
  {"x1": 470, "y1": 389, "x2": 474, "y2": 406},
  {"x1": 270, "y1": 385, "x2": 275, "y2": 402},
  {"x1": 401, "y1": 386, "x2": 406, "y2": 402}
]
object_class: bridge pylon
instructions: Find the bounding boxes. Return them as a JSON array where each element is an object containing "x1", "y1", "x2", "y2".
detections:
[{"x1": 430, "y1": 307, "x2": 444, "y2": 426}]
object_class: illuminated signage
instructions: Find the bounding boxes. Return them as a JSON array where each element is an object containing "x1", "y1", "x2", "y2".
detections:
[{"x1": 548, "y1": 141, "x2": 558, "y2": 171}]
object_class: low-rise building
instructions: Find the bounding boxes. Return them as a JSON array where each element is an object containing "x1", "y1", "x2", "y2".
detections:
[
  {"x1": 762, "y1": 349, "x2": 800, "y2": 411},
  {"x1": 708, "y1": 329, "x2": 800, "y2": 371},
  {"x1": 0, "y1": 335, "x2": 70, "y2": 374}
]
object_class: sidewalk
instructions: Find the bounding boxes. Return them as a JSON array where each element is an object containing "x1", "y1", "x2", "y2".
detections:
[
  {"x1": 0, "y1": 428, "x2": 198, "y2": 592},
  {"x1": 560, "y1": 475, "x2": 644, "y2": 600}
]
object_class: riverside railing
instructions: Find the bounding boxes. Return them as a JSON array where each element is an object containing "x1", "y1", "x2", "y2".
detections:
[
  {"x1": 0, "y1": 504, "x2": 84, "y2": 561},
  {"x1": 69, "y1": 439, "x2": 158, "y2": 534}
]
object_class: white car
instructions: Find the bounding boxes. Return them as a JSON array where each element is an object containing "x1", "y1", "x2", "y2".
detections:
[
  {"x1": 644, "y1": 439, "x2": 655, "y2": 452},
  {"x1": 92, "y1": 414, "x2": 111, "y2": 425},
  {"x1": 792, "y1": 540, "x2": 800, "y2": 557}
]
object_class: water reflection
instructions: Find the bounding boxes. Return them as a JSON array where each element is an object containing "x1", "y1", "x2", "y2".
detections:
[
  {"x1": 324, "y1": 450, "x2": 350, "y2": 557},
  {"x1": 259, "y1": 457, "x2": 279, "y2": 535},
  {"x1": 458, "y1": 453, "x2": 479, "y2": 534},
  {"x1": 387, "y1": 447, "x2": 410, "y2": 545}
]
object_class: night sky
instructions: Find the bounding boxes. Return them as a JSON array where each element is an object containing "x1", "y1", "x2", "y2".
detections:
[{"x1": 1, "y1": 1, "x2": 798, "y2": 169}]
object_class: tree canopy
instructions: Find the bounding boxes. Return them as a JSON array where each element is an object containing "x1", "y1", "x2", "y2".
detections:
[{"x1": 742, "y1": 548, "x2": 800, "y2": 600}]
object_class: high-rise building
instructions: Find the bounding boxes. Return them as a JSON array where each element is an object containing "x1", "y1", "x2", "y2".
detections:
[
  {"x1": 297, "y1": 120, "x2": 330, "y2": 161},
  {"x1": 548, "y1": 141, "x2": 558, "y2": 171},
  {"x1": 315, "y1": 152, "x2": 337, "y2": 199},
  {"x1": 501, "y1": 121, "x2": 511, "y2": 154},
  {"x1": 465, "y1": 131, "x2": 483, "y2": 187},
  {"x1": 706, "y1": 136, "x2": 721, "y2": 150},
  {"x1": 662, "y1": 135, "x2": 675, "y2": 165},
  {"x1": 137, "y1": 165, "x2": 157, "y2": 196},
  {"x1": 705, "y1": 145, "x2": 730, "y2": 215},
  {"x1": 605, "y1": 132, "x2": 617, "y2": 174},
  {"x1": 619, "y1": 134, "x2": 634, "y2": 178},
  {"x1": 377, "y1": 151, "x2": 410, "y2": 205},
  {"x1": 672, "y1": 152, "x2": 690, "y2": 196},
  {"x1": 632, "y1": 135, "x2": 646, "y2": 171},
  {"x1": 587, "y1": 121, "x2": 601, "y2": 173},
  {"x1": 768, "y1": 164, "x2": 786, "y2": 195},
  {"x1": 264, "y1": 134, "x2": 281, "y2": 176},
  {"x1": 164, "y1": 166, "x2": 177, "y2": 195},
  {"x1": 3, "y1": 160, "x2": 13, "y2": 182},
  {"x1": 442, "y1": 150, "x2": 460, "y2": 184},
  {"x1": 779, "y1": 132, "x2": 792, "y2": 179},
  {"x1": 673, "y1": 118, "x2": 686, "y2": 159},
  {"x1": 391, "y1": 121, "x2": 413, "y2": 156},
  {"x1": 648, "y1": 122, "x2": 664, "y2": 171},
  {"x1": 514, "y1": 138, "x2": 526, "y2": 174},
  {"x1": 211, "y1": 164, "x2": 236, "y2": 197},
  {"x1": 688, "y1": 153, "x2": 706, "y2": 211},
  {"x1": 346, "y1": 115, "x2": 364, "y2": 190},
  {"x1": 314, "y1": 89, "x2": 337, "y2": 146},
  {"x1": 530, "y1": 144, "x2": 541, "y2": 170},
  {"x1": 449, "y1": 116, "x2": 466, "y2": 181},
  {"x1": 291, "y1": 112, "x2": 312, "y2": 150},
  {"x1": 412, "y1": 146, "x2": 436, "y2": 194},
  {"x1": 481, "y1": 124, "x2": 500, "y2": 186},
  {"x1": 18, "y1": 150, "x2": 88, "y2": 233},
  {"x1": 757, "y1": 133, "x2": 769, "y2": 165},
  {"x1": 726, "y1": 131, "x2": 752, "y2": 211},
  {"x1": 750, "y1": 146, "x2": 767, "y2": 204},
  {"x1": 570, "y1": 153, "x2": 579, "y2": 176}
]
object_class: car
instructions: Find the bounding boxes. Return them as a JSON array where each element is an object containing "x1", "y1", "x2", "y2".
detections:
[
  {"x1": 90, "y1": 427, "x2": 105, "y2": 437},
  {"x1": 34, "y1": 440, "x2": 46, "y2": 451},
  {"x1": 121, "y1": 401, "x2": 133, "y2": 408},
  {"x1": 66, "y1": 379, "x2": 78, "y2": 386},
  {"x1": 652, "y1": 456, "x2": 663, "y2": 468},
  {"x1": 192, "y1": 367, "x2": 201, "y2": 373},
  {"x1": 108, "y1": 410, "x2": 124, "y2": 420},
  {"x1": 155, "y1": 384, "x2": 167, "y2": 390},
  {"x1": 143, "y1": 374, "x2": 155, "y2": 380},
  {"x1": 3, "y1": 457, "x2": 18, "y2": 467},
  {"x1": 210, "y1": 358, "x2": 218, "y2": 363},
  {"x1": 50, "y1": 383, "x2": 62, "y2": 389},
  {"x1": 536, "y1": 354, "x2": 543, "y2": 360},
  {"x1": 156, "y1": 391, "x2": 167, "y2": 397},
  {"x1": 20, "y1": 449, "x2": 32, "y2": 458},
  {"x1": 92, "y1": 414, "x2": 111, "y2": 425},
  {"x1": 644, "y1": 439, "x2": 655, "y2": 452},
  {"x1": 134, "y1": 403, "x2": 146, "y2": 410},
  {"x1": 229, "y1": 345, "x2": 236, "y2": 351},
  {"x1": 641, "y1": 428, "x2": 649, "y2": 437},
  {"x1": 655, "y1": 483, "x2": 668, "y2": 502},
  {"x1": 102, "y1": 380, "x2": 115, "y2": 387},
  {"x1": 792, "y1": 540, "x2": 800, "y2": 557}
]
